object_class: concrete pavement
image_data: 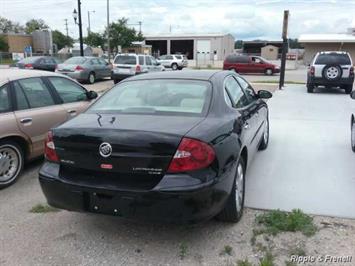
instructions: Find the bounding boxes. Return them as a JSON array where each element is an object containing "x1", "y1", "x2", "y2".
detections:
[{"x1": 246, "y1": 85, "x2": 355, "y2": 219}]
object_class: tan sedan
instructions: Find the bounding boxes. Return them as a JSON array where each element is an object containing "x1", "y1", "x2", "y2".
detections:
[{"x1": 0, "y1": 69, "x2": 98, "y2": 188}]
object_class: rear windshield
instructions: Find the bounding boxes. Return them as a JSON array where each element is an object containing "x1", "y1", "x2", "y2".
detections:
[
  {"x1": 19, "y1": 57, "x2": 41, "y2": 64},
  {"x1": 64, "y1": 57, "x2": 87, "y2": 64},
  {"x1": 315, "y1": 54, "x2": 351, "y2": 65},
  {"x1": 87, "y1": 79, "x2": 211, "y2": 116},
  {"x1": 114, "y1": 55, "x2": 137, "y2": 65}
]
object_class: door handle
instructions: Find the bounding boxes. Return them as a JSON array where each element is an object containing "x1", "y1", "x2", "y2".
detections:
[
  {"x1": 20, "y1": 118, "x2": 32, "y2": 124},
  {"x1": 244, "y1": 122, "x2": 250, "y2": 130},
  {"x1": 67, "y1": 110, "x2": 77, "y2": 116}
]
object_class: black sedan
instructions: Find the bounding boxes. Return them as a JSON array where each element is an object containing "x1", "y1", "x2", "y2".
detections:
[
  {"x1": 17, "y1": 56, "x2": 59, "y2": 72},
  {"x1": 39, "y1": 70, "x2": 272, "y2": 223}
]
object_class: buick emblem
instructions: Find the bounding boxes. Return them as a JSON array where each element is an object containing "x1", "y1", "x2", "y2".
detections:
[{"x1": 99, "y1": 142, "x2": 112, "y2": 158}]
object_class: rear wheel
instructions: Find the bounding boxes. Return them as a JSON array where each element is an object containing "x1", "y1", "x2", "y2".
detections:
[
  {"x1": 0, "y1": 141, "x2": 24, "y2": 189},
  {"x1": 113, "y1": 79, "x2": 120, "y2": 84},
  {"x1": 88, "y1": 72, "x2": 96, "y2": 84},
  {"x1": 344, "y1": 84, "x2": 353, "y2": 94},
  {"x1": 171, "y1": 63, "x2": 178, "y2": 71},
  {"x1": 265, "y1": 68, "x2": 273, "y2": 76},
  {"x1": 217, "y1": 157, "x2": 245, "y2": 223},
  {"x1": 351, "y1": 117, "x2": 355, "y2": 152},
  {"x1": 258, "y1": 118, "x2": 269, "y2": 150}
]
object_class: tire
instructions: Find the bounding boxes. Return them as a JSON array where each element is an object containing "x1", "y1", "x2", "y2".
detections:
[
  {"x1": 258, "y1": 118, "x2": 269, "y2": 150},
  {"x1": 0, "y1": 141, "x2": 24, "y2": 189},
  {"x1": 351, "y1": 116, "x2": 355, "y2": 152},
  {"x1": 344, "y1": 84, "x2": 353, "y2": 94},
  {"x1": 265, "y1": 68, "x2": 273, "y2": 76},
  {"x1": 322, "y1": 65, "x2": 342, "y2": 81},
  {"x1": 113, "y1": 79, "x2": 119, "y2": 84},
  {"x1": 216, "y1": 157, "x2": 245, "y2": 223},
  {"x1": 87, "y1": 72, "x2": 96, "y2": 84},
  {"x1": 171, "y1": 63, "x2": 178, "y2": 71},
  {"x1": 307, "y1": 83, "x2": 314, "y2": 93},
  {"x1": 178, "y1": 66, "x2": 183, "y2": 70}
]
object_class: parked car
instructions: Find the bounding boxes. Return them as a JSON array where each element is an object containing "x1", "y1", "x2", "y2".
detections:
[
  {"x1": 0, "y1": 69, "x2": 98, "y2": 188},
  {"x1": 350, "y1": 91, "x2": 355, "y2": 152},
  {"x1": 307, "y1": 51, "x2": 354, "y2": 93},
  {"x1": 223, "y1": 54, "x2": 280, "y2": 75},
  {"x1": 39, "y1": 70, "x2": 272, "y2": 223},
  {"x1": 56, "y1": 56, "x2": 112, "y2": 84},
  {"x1": 17, "y1": 56, "x2": 59, "y2": 72},
  {"x1": 111, "y1": 54, "x2": 165, "y2": 84},
  {"x1": 157, "y1": 54, "x2": 188, "y2": 70}
]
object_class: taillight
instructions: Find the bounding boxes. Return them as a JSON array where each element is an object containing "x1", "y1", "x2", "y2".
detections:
[
  {"x1": 310, "y1": 66, "x2": 315, "y2": 76},
  {"x1": 44, "y1": 131, "x2": 59, "y2": 162},
  {"x1": 136, "y1": 65, "x2": 141, "y2": 73},
  {"x1": 75, "y1": 65, "x2": 85, "y2": 71},
  {"x1": 24, "y1": 63, "x2": 33, "y2": 69},
  {"x1": 167, "y1": 138, "x2": 215, "y2": 173},
  {"x1": 350, "y1": 66, "x2": 354, "y2": 76}
]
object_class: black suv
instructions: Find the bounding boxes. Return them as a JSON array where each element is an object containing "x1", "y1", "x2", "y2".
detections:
[{"x1": 307, "y1": 51, "x2": 354, "y2": 93}]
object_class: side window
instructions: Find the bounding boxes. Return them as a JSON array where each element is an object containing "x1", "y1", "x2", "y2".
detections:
[
  {"x1": 16, "y1": 78, "x2": 55, "y2": 108},
  {"x1": 139, "y1": 56, "x2": 144, "y2": 65},
  {"x1": 48, "y1": 77, "x2": 87, "y2": 103},
  {"x1": 224, "y1": 76, "x2": 249, "y2": 108},
  {"x1": 236, "y1": 76, "x2": 257, "y2": 101},
  {"x1": 0, "y1": 84, "x2": 11, "y2": 113},
  {"x1": 167, "y1": 55, "x2": 173, "y2": 60},
  {"x1": 13, "y1": 82, "x2": 30, "y2": 110},
  {"x1": 145, "y1": 56, "x2": 152, "y2": 65}
]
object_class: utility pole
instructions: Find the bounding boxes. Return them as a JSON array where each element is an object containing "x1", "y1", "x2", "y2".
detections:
[
  {"x1": 138, "y1": 21, "x2": 142, "y2": 34},
  {"x1": 87, "y1": 10, "x2": 95, "y2": 35},
  {"x1": 64, "y1": 19, "x2": 69, "y2": 37},
  {"x1": 107, "y1": 0, "x2": 110, "y2": 62},
  {"x1": 77, "y1": 0, "x2": 84, "y2": 56},
  {"x1": 279, "y1": 10, "x2": 289, "y2": 90}
]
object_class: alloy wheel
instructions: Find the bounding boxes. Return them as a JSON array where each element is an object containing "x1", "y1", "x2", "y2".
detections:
[
  {"x1": 235, "y1": 162, "x2": 244, "y2": 212},
  {"x1": 326, "y1": 66, "x2": 339, "y2": 79}
]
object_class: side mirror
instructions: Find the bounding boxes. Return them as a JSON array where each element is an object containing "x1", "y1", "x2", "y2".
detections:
[
  {"x1": 350, "y1": 90, "x2": 355, "y2": 99},
  {"x1": 257, "y1": 90, "x2": 273, "y2": 99},
  {"x1": 87, "y1": 90, "x2": 98, "y2": 100}
]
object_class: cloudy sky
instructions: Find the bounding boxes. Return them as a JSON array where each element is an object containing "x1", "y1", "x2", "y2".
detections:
[{"x1": 1, "y1": 0, "x2": 355, "y2": 40}]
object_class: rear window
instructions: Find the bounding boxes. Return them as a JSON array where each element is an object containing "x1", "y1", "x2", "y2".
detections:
[
  {"x1": 87, "y1": 79, "x2": 211, "y2": 116},
  {"x1": 19, "y1": 57, "x2": 41, "y2": 64},
  {"x1": 114, "y1": 55, "x2": 137, "y2": 65},
  {"x1": 64, "y1": 57, "x2": 87, "y2": 64},
  {"x1": 226, "y1": 55, "x2": 249, "y2": 63},
  {"x1": 315, "y1": 54, "x2": 351, "y2": 65}
]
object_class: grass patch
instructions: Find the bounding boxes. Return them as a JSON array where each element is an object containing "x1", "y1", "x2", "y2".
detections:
[
  {"x1": 178, "y1": 242, "x2": 188, "y2": 260},
  {"x1": 252, "y1": 80, "x2": 305, "y2": 84},
  {"x1": 256, "y1": 209, "x2": 317, "y2": 236},
  {"x1": 30, "y1": 204, "x2": 60, "y2": 213},
  {"x1": 237, "y1": 259, "x2": 253, "y2": 266},
  {"x1": 259, "y1": 251, "x2": 275, "y2": 266},
  {"x1": 220, "y1": 245, "x2": 233, "y2": 256}
]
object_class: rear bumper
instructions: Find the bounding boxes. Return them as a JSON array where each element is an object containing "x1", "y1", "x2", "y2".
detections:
[
  {"x1": 39, "y1": 163, "x2": 233, "y2": 223},
  {"x1": 111, "y1": 72, "x2": 135, "y2": 81},
  {"x1": 308, "y1": 76, "x2": 354, "y2": 86}
]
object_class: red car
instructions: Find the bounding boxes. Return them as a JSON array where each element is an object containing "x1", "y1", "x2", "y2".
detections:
[{"x1": 223, "y1": 54, "x2": 280, "y2": 75}]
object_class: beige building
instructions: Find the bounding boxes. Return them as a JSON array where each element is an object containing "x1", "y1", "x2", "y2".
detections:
[
  {"x1": 261, "y1": 45, "x2": 279, "y2": 60},
  {"x1": 1, "y1": 33, "x2": 32, "y2": 53},
  {"x1": 299, "y1": 34, "x2": 355, "y2": 65}
]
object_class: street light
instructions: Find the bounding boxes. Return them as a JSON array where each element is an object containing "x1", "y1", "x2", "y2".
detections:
[{"x1": 72, "y1": 0, "x2": 84, "y2": 56}]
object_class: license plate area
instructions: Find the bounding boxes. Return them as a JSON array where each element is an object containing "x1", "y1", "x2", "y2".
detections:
[{"x1": 88, "y1": 192, "x2": 134, "y2": 216}]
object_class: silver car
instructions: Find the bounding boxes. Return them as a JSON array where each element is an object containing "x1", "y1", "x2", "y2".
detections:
[
  {"x1": 56, "y1": 56, "x2": 112, "y2": 84},
  {"x1": 111, "y1": 54, "x2": 165, "y2": 84},
  {"x1": 157, "y1": 54, "x2": 188, "y2": 70}
]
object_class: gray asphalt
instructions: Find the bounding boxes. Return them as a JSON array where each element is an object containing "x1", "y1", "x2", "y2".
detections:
[{"x1": 246, "y1": 85, "x2": 355, "y2": 219}]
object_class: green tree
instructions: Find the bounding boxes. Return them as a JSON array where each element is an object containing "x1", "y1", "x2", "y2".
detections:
[
  {"x1": 288, "y1": 38, "x2": 302, "y2": 49},
  {"x1": 84, "y1": 32, "x2": 105, "y2": 48},
  {"x1": 0, "y1": 35, "x2": 9, "y2": 51},
  {"x1": 0, "y1": 16, "x2": 24, "y2": 33},
  {"x1": 52, "y1": 30, "x2": 73, "y2": 50},
  {"x1": 25, "y1": 19, "x2": 48, "y2": 34},
  {"x1": 234, "y1": 40, "x2": 243, "y2": 49},
  {"x1": 106, "y1": 18, "x2": 143, "y2": 51}
]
